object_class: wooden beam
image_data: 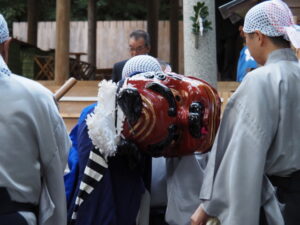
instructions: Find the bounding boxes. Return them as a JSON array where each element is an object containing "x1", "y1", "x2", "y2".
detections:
[
  {"x1": 88, "y1": 0, "x2": 97, "y2": 68},
  {"x1": 55, "y1": 0, "x2": 70, "y2": 85},
  {"x1": 285, "y1": 0, "x2": 300, "y2": 7},
  {"x1": 170, "y1": 0, "x2": 179, "y2": 73},
  {"x1": 147, "y1": 0, "x2": 159, "y2": 57},
  {"x1": 27, "y1": 0, "x2": 38, "y2": 45}
]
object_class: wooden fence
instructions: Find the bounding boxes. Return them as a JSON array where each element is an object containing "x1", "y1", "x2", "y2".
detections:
[{"x1": 13, "y1": 20, "x2": 184, "y2": 74}]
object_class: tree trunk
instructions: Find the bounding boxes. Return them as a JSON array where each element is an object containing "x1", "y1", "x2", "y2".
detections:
[
  {"x1": 147, "y1": 0, "x2": 159, "y2": 57},
  {"x1": 88, "y1": 0, "x2": 97, "y2": 69},
  {"x1": 170, "y1": 0, "x2": 179, "y2": 73},
  {"x1": 27, "y1": 0, "x2": 38, "y2": 45}
]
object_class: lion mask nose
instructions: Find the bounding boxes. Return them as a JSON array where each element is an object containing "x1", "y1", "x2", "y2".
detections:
[{"x1": 117, "y1": 88, "x2": 142, "y2": 125}]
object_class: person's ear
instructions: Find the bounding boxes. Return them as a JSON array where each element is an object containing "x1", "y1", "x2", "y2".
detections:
[
  {"x1": 0, "y1": 43, "x2": 5, "y2": 60},
  {"x1": 2, "y1": 38, "x2": 10, "y2": 63},
  {"x1": 256, "y1": 31, "x2": 265, "y2": 46}
]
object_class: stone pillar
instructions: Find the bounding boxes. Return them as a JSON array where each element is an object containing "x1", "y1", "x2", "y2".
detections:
[
  {"x1": 183, "y1": 0, "x2": 217, "y2": 88},
  {"x1": 55, "y1": 0, "x2": 70, "y2": 84}
]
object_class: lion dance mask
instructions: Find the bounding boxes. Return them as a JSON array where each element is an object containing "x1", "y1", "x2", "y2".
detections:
[
  {"x1": 116, "y1": 71, "x2": 221, "y2": 157},
  {"x1": 87, "y1": 71, "x2": 220, "y2": 158}
]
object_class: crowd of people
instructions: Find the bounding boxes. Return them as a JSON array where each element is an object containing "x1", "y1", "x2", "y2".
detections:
[{"x1": 1, "y1": 0, "x2": 300, "y2": 225}]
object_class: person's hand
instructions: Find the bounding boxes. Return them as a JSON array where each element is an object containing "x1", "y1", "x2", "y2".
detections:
[{"x1": 191, "y1": 205, "x2": 210, "y2": 225}]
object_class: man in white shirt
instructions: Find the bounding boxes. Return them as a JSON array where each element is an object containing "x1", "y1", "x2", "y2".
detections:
[
  {"x1": 0, "y1": 14, "x2": 71, "y2": 225},
  {"x1": 191, "y1": 1, "x2": 300, "y2": 225}
]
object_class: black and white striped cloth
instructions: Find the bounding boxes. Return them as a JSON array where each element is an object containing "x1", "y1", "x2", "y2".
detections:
[{"x1": 70, "y1": 147, "x2": 108, "y2": 223}]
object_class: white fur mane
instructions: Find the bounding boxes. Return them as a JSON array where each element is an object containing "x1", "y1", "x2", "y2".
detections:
[{"x1": 86, "y1": 80, "x2": 125, "y2": 160}]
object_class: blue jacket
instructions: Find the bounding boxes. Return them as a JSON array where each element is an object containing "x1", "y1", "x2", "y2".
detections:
[{"x1": 64, "y1": 104, "x2": 151, "y2": 225}]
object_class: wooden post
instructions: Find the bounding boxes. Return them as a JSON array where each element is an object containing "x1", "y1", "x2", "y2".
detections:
[
  {"x1": 27, "y1": 0, "x2": 38, "y2": 45},
  {"x1": 147, "y1": 0, "x2": 159, "y2": 57},
  {"x1": 170, "y1": 0, "x2": 179, "y2": 73},
  {"x1": 55, "y1": 0, "x2": 70, "y2": 84},
  {"x1": 88, "y1": 0, "x2": 97, "y2": 68}
]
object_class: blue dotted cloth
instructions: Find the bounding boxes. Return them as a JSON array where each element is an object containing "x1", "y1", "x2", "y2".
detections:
[
  {"x1": 0, "y1": 14, "x2": 10, "y2": 78},
  {"x1": 0, "y1": 56, "x2": 11, "y2": 77},
  {"x1": 0, "y1": 14, "x2": 9, "y2": 44}
]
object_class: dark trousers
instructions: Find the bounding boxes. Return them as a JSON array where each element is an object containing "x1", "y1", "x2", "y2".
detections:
[
  {"x1": 0, "y1": 187, "x2": 35, "y2": 225},
  {"x1": 0, "y1": 212, "x2": 28, "y2": 225},
  {"x1": 259, "y1": 207, "x2": 268, "y2": 225},
  {"x1": 149, "y1": 206, "x2": 168, "y2": 225},
  {"x1": 260, "y1": 171, "x2": 300, "y2": 225}
]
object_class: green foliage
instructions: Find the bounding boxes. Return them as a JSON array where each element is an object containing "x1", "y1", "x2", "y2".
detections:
[
  {"x1": 94, "y1": 0, "x2": 173, "y2": 20},
  {"x1": 71, "y1": 0, "x2": 88, "y2": 20},
  {"x1": 0, "y1": 0, "x2": 26, "y2": 30},
  {"x1": 68, "y1": 0, "x2": 174, "y2": 21},
  {"x1": 190, "y1": 1, "x2": 212, "y2": 34},
  {"x1": 0, "y1": 0, "x2": 56, "y2": 30},
  {"x1": 0, "y1": 0, "x2": 180, "y2": 31}
]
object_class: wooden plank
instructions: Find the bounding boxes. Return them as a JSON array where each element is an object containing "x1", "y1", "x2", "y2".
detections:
[
  {"x1": 63, "y1": 117, "x2": 79, "y2": 132},
  {"x1": 216, "y1": 81, "x2": 239, "y2": 114},
  {"x1": 60, "y1": 96, "x2": 97, "y2": 101},
  {"x1": 218, "y1": 91, "x2": 234, "y2": 114},
  {"x1": 61, "y1": 113, "x2": 81, "y2": 118},
  {"x1": 38, "y1": 80, "x2": 99, "y2": 96},
  {"x1": 39, "y1": 80, "x2": 99, "y2": 86},
  {"x1": 217, "y1": 81, "x2": 239, "y2": 92},
  {"x1": 59, "y1": 101, "x2": 96, "y2": 114}
]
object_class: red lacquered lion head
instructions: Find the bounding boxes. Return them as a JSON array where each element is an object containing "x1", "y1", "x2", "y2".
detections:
[{"x1": 117, "y1": 71, "x2": 221, "y2": 157}]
